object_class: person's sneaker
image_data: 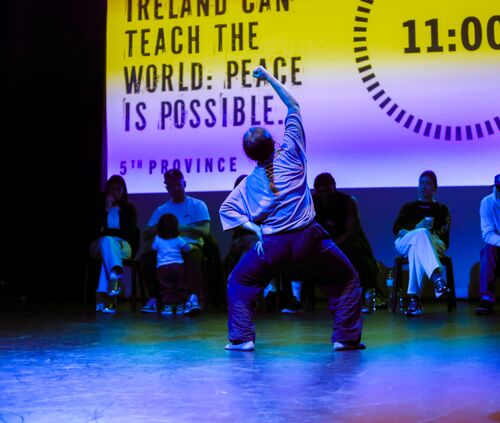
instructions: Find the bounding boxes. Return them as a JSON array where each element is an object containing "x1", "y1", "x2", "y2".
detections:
[
  {"x1": 224, "y1": 340, "x2": 255, "y2": 351},
  {"x1": 95, "y1": 303, "x2": 105, "y2": 313},
  {"x1": 333, "y1": 341, "x2": 366, "y2": 351},
  {"x1": 102, "y1": 299, "x2": 117, "y2": 314},
  {"x1": 160, "y1": 304, "x2": 174, "y2": 316},
  {"x1": 280, "y1": 298, "x2": 303, "y2": 314},
  {"x1": 141, "y1": 297, "x2": 158, "y2": 314},
  {"x1": 475, "y1": 299, "x2": 494, "y2": 315},
  {"x1": 108, "y1": 273, "x2": 122, "y2": 297},
  {"x1": 184, "y1": 294, "x2": 202, "y2": 315},
  {"x1": 108, "y1": 283, "x2": 121, "y2": 297},
  {"x1": 175, "y1": 303, "x2": 185, "y2": 315},
  {"x1": 405, "y1": 295, "x2": 423, "y2": 316},
  {"x1": 434, "y1": 277, "x2": 450, "y2": 298}
]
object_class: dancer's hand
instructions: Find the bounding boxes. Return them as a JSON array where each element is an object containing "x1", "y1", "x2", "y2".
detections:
[
  {"x1": 241, "y1": 221, "x2": 265, "y2": 256},
  {"x1": 254, "y1": 240, "x2": 264, "y2": 256},
  {"x1": 254, "y1": 226, "x2": 264, "y2": 256},
  {"x1": 252, "y1": 65, "x2": 299, "y2": 113},
  {"x1": 252, "y1": 66, "x2": 269, "y2": 80}
]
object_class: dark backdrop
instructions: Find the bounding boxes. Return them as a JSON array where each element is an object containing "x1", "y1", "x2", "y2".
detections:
[
  {"x1": 2, "y1": 2, "x2": 494, "y2": 304},
  {"x1": 2, "y1": 1, "x2": 106, "y2": 302}
]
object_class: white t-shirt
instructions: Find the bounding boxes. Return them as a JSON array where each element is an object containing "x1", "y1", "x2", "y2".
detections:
[
  {"x1": 480, "y1": 190, "x2": 500, "y2": 247},
  {"x1": 107, "y1": 206, "x2": 120, "y2": 229},
  {"x1": 219, "y1": 111, "x2": 315, "y2": 235},
  {"x1": 152, "y1": 235, "x2": 187, "y2": 267},
  {"x1": 147, "y1": 196, "x2": 210, "y2": 246}
]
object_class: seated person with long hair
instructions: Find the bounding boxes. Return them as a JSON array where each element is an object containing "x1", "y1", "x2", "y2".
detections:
[{"x1": 89, "y1": 175, "x2": 138, "y2": 314}]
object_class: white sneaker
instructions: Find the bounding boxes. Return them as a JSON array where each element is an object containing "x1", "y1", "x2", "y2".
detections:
[
  {"x1": 184, "y1": 294, "x2": 202, "y2": 315},
  {"x1": 108, "y1": 273, "x2": 122, "y2": 297},
  {"x1": 160, "y1": 304, "x2": 174, "y2": 316},
  {"x1": 141, "y1": 297, "x2": 157, "y2": 314},
  {"x1": 333, "y1": 341, "x2": 366, "y2": 351},
  {"x1": 434, "y1": 278, "x2": 450, "y2": 298},
  {"x1": 224, "y1": 340, "x2": 255, "y2": 351}
]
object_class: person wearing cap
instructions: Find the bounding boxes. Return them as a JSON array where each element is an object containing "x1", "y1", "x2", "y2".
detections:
[
  {"x1": 140, "y1": 169, "x2": 211, "y2": 316},
  {"x1": 392, "y1": 170, "x2": 451, "y2": 316},
  {"x1": 475, "y1": 174, "x2": 500, "y2": 315}
]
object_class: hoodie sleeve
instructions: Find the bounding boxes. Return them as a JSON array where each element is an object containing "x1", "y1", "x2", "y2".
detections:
[{"x1": 219, "y1": 184, "x2": 251, "y2": 231}]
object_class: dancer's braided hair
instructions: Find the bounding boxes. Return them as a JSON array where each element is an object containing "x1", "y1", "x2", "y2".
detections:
[{"x1": 243, "y1": 127, "x2": 279, "y2": 195}]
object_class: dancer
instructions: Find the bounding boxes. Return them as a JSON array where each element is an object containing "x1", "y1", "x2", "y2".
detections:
[{"x1": 219, "y1": 66, "x2": 364, "y2": 352}]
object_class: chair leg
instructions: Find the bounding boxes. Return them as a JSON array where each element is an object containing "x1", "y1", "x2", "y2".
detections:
[
  {"x1": 131, "y1": 264, "x2": 137, "y2": 311},
  {"x1": 137, "y1": 266, "x2": 147, "y2": 307},
  {"x1": 445, "y1": 260, "x2": 457, "y2": 312},
  {"x1": 306, "y1": 279, "x2": 315, "y2": 311},
  {"x1": 391, "y1": 260, "x2": 400, "y2": 313},
  {"x1": 276, "y1": 275, "x2": 283, "y2": 312},
  {"x1": 83, "y1": 260, "x2": 90, "y2": 312}
]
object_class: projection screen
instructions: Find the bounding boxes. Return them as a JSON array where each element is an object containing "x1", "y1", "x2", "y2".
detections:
[{"x1": 106, "y1": 0, "x2": 500, "y2": 193}]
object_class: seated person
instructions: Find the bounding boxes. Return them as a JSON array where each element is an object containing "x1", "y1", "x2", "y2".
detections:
[
  {"x1": 393, "y1": 170, "x2": 450, "y2": 316},
  {"x1": 313, "y1": 172, "x2": 383, "y2": 312},
  {"x1": 140, "y1": 169, "x2": 210, "y2": 315},
  {"x1": 475, "y1": 174, "x2": 500, "y2": 316},
  {"x1": 89, "y1": 175, "x2": 138, "y2": 314}
]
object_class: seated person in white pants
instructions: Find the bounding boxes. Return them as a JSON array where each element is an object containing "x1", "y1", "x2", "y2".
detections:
[
  {"x1": 89, "y1": 175, "x2": 138, "y2": 314},
  {"x1": 392, "y1": 170, "x2": 451, "y2": 316}
]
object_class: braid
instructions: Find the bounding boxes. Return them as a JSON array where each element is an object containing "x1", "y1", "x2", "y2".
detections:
[
  {"x1": 264, "y1": 157, "x2": 279, "y2": 195},
  {"x1": 242, "y1": 126, "x2": 280, "y2": 194}
]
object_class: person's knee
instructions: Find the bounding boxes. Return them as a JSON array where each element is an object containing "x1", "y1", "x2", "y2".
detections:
[{"x1": 98, "y1": 236, "x2": 113, "y2": 249}]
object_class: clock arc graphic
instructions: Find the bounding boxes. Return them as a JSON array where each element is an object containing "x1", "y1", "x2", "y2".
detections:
[{"x1": 354, "y1": 0, "x2": 500, "y2": 141}]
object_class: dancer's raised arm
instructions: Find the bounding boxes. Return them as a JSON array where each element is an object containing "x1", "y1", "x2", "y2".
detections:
[{"x1": 252, "y1": 66, "x2": 299, "y2": 114}]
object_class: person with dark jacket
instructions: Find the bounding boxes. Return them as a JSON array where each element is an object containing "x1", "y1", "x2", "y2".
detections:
[
  {"x1": 393, "y1": 170, "x2": 451, "y2": 316},
  {"x1": 313, "y1": 172, "x2": 383, "y2": 312},
  {"x1": 89, "y1": 175, "x2": 138, "y2": 314}
]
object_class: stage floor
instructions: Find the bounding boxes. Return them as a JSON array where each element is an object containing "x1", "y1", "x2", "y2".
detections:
[{"x1": 1, "y1": 301, "x2": 499, "y2": 423}]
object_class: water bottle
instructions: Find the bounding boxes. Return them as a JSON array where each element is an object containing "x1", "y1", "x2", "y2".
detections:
[
  {"x1": 364, "y1": 288, "x2": 376, "y2": 312},
  {"x1": 385, "y1": 270, "x2": 394, "y2": 311}
]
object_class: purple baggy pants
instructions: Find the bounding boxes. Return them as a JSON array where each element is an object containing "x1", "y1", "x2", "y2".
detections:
[{"x1": 227, "y1": 222, "x2": 363, "y2": 344}]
